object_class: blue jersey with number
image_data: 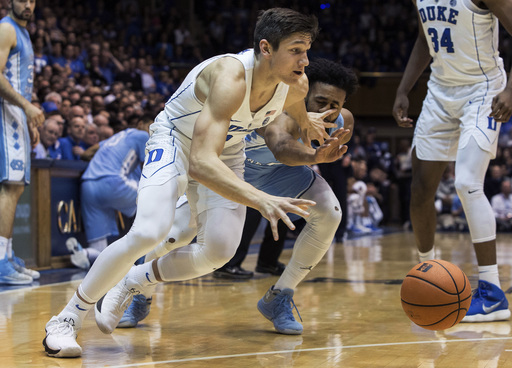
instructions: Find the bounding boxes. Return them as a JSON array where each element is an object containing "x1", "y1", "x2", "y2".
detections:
[
  {"x1": 82, "y1": 128, "x2": 148, "y2": 186},
  {"x1": 416, "y1": 0, "x2": 506, "y2": 86}
]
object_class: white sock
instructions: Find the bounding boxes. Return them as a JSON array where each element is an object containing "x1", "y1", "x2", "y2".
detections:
[
  {"x1": 58, "y1": 285, "x2": 95, "y2": 331},
  {"x1": 478, "y1": 264, "x2": 501, "y2": 288},
  {"x1": 0, "y1": 236, "x2": 7, "y2": 259},
  {"x1": 126, "y1": 262, "x2": 158, "y2": 295},
  {"x1": 418, "y1": 248, "x2": 435, "y2": 263},
  {"x1": 6, "y1": 238, "x2": 12, "y2": 259}
]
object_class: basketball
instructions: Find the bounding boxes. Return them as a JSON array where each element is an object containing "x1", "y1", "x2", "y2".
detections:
[{"x1": 400, "y1": 259, "x2": 472, "y2": 330}]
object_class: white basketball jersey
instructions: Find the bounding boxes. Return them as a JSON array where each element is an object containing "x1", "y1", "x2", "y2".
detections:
[
  {"x1": 416, "y1": 0, "x2": 506, "y2": 86},
  {"x1": 159, "y1": 49, "x2": 289, "y2": 148}
]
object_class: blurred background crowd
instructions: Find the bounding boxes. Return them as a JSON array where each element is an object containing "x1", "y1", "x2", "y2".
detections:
[{"x1": 2, "y1": 0, "x2": 512, "y2": 238}]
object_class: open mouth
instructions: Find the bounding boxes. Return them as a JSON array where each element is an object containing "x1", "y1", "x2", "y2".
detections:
[{"x1": 293, "y1": 71, "x2": 303, "y2": 76}]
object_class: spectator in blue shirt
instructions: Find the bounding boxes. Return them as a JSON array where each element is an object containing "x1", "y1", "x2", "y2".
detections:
[{"x1": 58, "y1": 116, "x2": 88, "y2": 160}]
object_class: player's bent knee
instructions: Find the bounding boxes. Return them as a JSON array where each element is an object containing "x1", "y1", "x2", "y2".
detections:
[{"x1": 127, "y1": 227, "x2": 169, "y2": 254}]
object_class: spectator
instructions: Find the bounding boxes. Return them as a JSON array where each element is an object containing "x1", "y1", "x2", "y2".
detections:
[
  {"x1": 491, "y1": 179, "x2": 512, "y2": 232},
  {"x1": 33, "y1": 118, "x2": 62, "y2": 160},
  {"x1": 58, "y1": 116, "x2": 87, "y2": 160}
]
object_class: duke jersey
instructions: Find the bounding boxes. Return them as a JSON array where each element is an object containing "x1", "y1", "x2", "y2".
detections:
[
  {"x1": 0, "y1": 16, "x2": 34, "y2": 184},
  {"x1": 416, "y1": 0, "x2": 506, "y2": 86},
  {"x1": 82, "y1": 128, "x2": 148, "y2": 187},
  {"x1": 154, "y1": 49, "x2": 289, "y2": 150}
]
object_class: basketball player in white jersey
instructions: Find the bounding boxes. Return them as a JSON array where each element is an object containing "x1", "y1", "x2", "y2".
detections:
[
  {"x1": 0, "y1": 0, "x2": 45, "y2": 285},
  {"x1": 43, "y1": 8, "x2": 344, "y2": 358},
  {"x1": 393, "y1": 0, "x2": 512, "y2": 322},
  {"x1": 113, "y1": 58, "x2": 357, "y2": 335}
]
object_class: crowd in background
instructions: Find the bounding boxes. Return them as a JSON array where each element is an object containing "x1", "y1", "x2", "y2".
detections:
[{"x1": 2, "y1": 0, "x2": 512, "y2": 236}]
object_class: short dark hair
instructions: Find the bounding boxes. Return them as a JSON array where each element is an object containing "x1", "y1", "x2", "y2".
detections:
[
  {"x1": 306, "y1": 58, "x2": 359, "y2": 98},
  {"x1": 253, "y1": 8, "x2": 319, "y2": 56}
]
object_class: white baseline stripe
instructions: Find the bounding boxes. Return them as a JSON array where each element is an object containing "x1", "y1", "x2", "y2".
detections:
[{"x1": 106, "y1": 337, "x2": 512, "y2": 368}]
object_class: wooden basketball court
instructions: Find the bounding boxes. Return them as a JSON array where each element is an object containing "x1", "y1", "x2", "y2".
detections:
[{"x1": 2, "y1": 230, "x2": 512, "y2": 367}]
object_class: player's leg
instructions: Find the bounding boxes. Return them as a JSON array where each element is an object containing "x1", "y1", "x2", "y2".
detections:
[
  {"x1": 213, "y1": 207, "x2": 261, "y2": 279},
  {"x1": 0, "y1": 183, "x2": 34, "y2": 284},
  {"x1": 44, "y1": 177, "x2": 180, "y2": 356},
  {"x1": 118, "y1": 198, "x2": 197, "y2": 328},
  {"x1": 456, "y1": 137, "x2": 510, "y2": 322},
  {"x1": 95, "y1": 170, "x2": 246, "y2": 334},
  {"x1": 258, "y1": 176, "x2": 341, "y2": 335},
  {"x1": 409, "y1": 149, "x2": 448, "y2": 261}
]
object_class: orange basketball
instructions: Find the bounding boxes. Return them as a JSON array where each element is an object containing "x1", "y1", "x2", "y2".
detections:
[{"x1": 400, "y1": 259, "x2": 472, "y2": 330}]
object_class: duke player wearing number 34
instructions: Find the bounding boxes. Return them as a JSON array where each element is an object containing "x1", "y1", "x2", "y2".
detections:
[
  {"x1": 392, "y1": 0, "x2": 512, "y2": 322},
  {"x1": 0, "y1": 0, "x2": 45, "y2": 285}
]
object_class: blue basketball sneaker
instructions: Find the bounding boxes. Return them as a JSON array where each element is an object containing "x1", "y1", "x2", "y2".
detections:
[
  {"x1": 0, "y1": 254, "x2": 32, "y2": 285},
  {"x1": 461, "y1": 280, "x2": 511, "y2": 322},
  {"x1": 257, "y1": 286, "x2": 303, "y2": 335},
  {"x1": 117, "y1": 294, "x2": 152, "y2": 328},
  {"x1": 10, "y1": 252, "x2": 40, "y2": 279}
]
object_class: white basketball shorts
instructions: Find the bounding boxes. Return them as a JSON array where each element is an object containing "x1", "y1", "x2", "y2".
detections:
[{"x1": 413, "y1": 76, "x2": 506, "y2": 161}]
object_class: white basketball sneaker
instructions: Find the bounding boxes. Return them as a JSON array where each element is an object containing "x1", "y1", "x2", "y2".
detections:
[
  {"x1": 43, "y1": 316, "x2": 82, "y2": 358},
  {"x1": 95, "y1": 275, "x2": 144, "y2": 334}
]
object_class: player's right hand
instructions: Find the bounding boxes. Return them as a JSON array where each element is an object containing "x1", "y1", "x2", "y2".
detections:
[
  {"x1": 392, "y1": 95, "x2": 414, "y2": 128},
  {"x1": 256, "y1": 195, "x2": 316, "y2": 241},
  {"x1": 25, "y1": 103, "x2": 45, "y2": 127}
]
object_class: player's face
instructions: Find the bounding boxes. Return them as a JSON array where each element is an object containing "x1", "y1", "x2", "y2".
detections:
[
  {"x1": 268, "y1": 33, "x2": 311, "y2": 84},
  {"x1": 11, "y1": 0, "x2": 36, "y2": 22},
  {"x1": 306, "y1": 82, "x2": 346, "y2": 123}
]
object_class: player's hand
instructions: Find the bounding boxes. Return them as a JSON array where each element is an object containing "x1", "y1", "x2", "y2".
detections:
[
  {"x1": 28, "y1": 124, "x2": 39, "y2": 149},
  {"x1": 313, "y1": 128, "x2": 350, "y2": 164},
  {"x1": 25, "y1": 103, "x2": 45, "y2": 127},
  {"x1": 300, "y1": 109, "x2": 338, "y2": 147},
  {"x1": 490, "y1": 87, "x2": 512, "y2": 123},
  {"x1": 257, "y1": 195, "x2": 316, "y2": 240},
  {"x1": 392, "y1": 94, "x2": 414, "y2": 128}
]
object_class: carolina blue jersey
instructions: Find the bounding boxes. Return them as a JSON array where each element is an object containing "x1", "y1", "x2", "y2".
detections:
[
  {"x1": 81, "y1": 129, "x2": 149, "y2": 242},
  {"x1": 82, "y1": 129, "x2": 149, "y2": 184},
  {"x1": 0, "y1": 16, "x2": 33, "y2": 101},
  {"x1": 0, "y1": 16, "x2": 34, "y2": 184}
]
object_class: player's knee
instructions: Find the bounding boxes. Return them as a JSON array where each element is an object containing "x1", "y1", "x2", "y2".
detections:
[
  {"x1": 310, "y1": 195, "x2": 342, "y2": 228},
  {"x1": 203, "y1": 244, "x2": 236, "y2": 267},
  {"x1": 128, "y1": 226, "x2": 168, "y2": 253},
  {"x1": 454, "y1": 177, "x2": 481, "y2": 197}
]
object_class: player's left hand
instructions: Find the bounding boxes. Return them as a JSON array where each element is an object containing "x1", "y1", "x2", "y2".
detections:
[
  {"x1": 28, "y1": 125, "x2": 39, "y2": 149},
  {"x1": 490, "y1": 87, "x2": 512, "y2": 123},
  {"x1": 301, "y1": 109, "x2": 338, "y2": 147},
  {"x1": 313, "y1": 128, "x2": 350, "y2": 164}
]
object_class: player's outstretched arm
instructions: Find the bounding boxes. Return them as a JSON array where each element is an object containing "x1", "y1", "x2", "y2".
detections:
[
  {"x1": 188, "y1": 58, "x2": 315, "y2": 240},
  {"x1": 283, "y1": 75, "x2": 336, "y2": 147},
  {"x1": 265, "y1": 111, "x2": 349, "y2": 166}
]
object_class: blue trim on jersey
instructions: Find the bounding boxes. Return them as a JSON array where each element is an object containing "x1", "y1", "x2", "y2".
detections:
[
  {"x1": 169, "y1": 110, "x2": 201, "y2": 123},
  {"x1": 168, "y1": 81, "x2": 193, "y2": 103}
]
